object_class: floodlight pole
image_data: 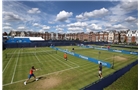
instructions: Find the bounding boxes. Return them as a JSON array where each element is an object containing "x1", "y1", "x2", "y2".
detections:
[
  {"x1": 98, "y1": 51, "x2": 101, "y2": 60},
  {"x1": 112, "y1": 54, "x2": 115, "y2": 69}
]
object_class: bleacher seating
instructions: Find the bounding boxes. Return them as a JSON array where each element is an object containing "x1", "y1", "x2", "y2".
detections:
[{"x1": 5, "y1": 37, "x2": 45, "y2": 43}]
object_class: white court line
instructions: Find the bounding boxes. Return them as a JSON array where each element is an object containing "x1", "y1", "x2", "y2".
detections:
[
  {"x1": 17, "y1": 60, "x2": 56, "y2": 67},
  {"x1": 34, "y1": 50, "x2": 72, "y2": 68},
  {"x1": 49, "y1": 54, "x2": 73, "y2": 68},
  {"x1": 11, "y1": 50, "x2": 20, "y2": 83},
  {"x1": 40, "y1": 49, "x2": 73, "y2": 68},
  {"x1": 34, "y1": 53, "x2": 43, "y2": 64},
  {"x1": 3, "y1": 50, "x2": 17, "y2": 73},
  {"x1": 19, "y1": 50, "x2": 56, "y2": 53},
  {"x1": 17, "y1": 62, "x2": 41, "y2": 67},
  {"x1": 3, "y1": 65, "x2": 79, "y2": 86}
]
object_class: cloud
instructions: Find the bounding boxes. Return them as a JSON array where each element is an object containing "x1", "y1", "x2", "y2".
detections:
[
  {"x1": 76, "y1": 14, "x2": 86, "y2": 21},
  {"x1": 55, "y1": 27, "x2": 64, "y2": 33},
  {"x1": 109, "y1": 0, "x2": 137, "y2": 16},
  {"x1": 55, "y1": 25, "x2": 66, "y2": 28},
  {"x1": 3, "y1": 11, "x2": 24, "y2": 21},
  {"x1": 87, "y1": 24, "x2": 102, "y2": 30},
  {"x1": 2, "y1": 1, "x2": 137, "y2": 33},
  {"x1": 39, "y1": 29, "x2": 45, "y2": 33},
  {"x1": 42, "y1": 25, "x2": 50, "y2": 30},
  {"x1": 76, "y1": 8, "x2": 109, "y2": 21},
  {"x1": 3, "y1": 26, "x2": 13, "y2": 33},
  {"x1": 17, "y1": 26, "x2": 26, "y2": 30},
  {"x1": 67, "y1": 22, "x2": 87, "y2": 27},
  {"x1": 105, "y1": 24, "x2": 112, "y2": 28},
  {"x1": 125, "y1": 16, "x2": 137, "y2": 22},
  {"x1": 136, "y1": 23, "x2": 138, "y2": 26},
  {"x1": 3, "y1": 1, "x2": 56, "y2": 25},
  {"x1": 33, "y1": 23, "x2": 40, "y2": 27},
  {"x1": 105, "y1": 24, "x2": 127, "y2": 31},
  {"x1": 3, "y1": 23, "x2": 11, "y2": 26},
  {"x1": 56, "y1": 10, "x2": 73, "y2": 22},
  {"x1": 84, "y1": 8, "x2": 109, "y2": 18},
  {"x1": 113, "y1": 24, "x2": 126, "y2": 29},
  {"x1": 86, "y1": 28, "x2": 93, "y2": 33},
  {"x1": 120, "y1": 0, "x2": 138, "y2": 12},
  {"x1": 3, "y1": 26, "x2": 12, "y2": 30},
  {"x1": 48, "y1": 21, "x2": 55, "y2": 24},
  {"x1": 56, "y1": 27, "x2": 64, "y2": 31},
  {"x1": 27, "y1": 8, "x2": 41, "y2": 14},
  {"x1": 76, "y1": 14, "x2": 84, "y2": 19},
  {"x1": 68, "y1": 27, "x2": 83, "y2": 31},
  {"x1": 106, "y1": 0, "x2": 138, "y2": 30}
]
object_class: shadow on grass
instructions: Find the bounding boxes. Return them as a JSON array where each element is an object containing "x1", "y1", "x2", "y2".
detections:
[
  {"x1": 38, "y1": 76, "x2": 47, "y2": 80},
  {"x1": 27, "y1": 76, "x2": 47, "y2": 84}
]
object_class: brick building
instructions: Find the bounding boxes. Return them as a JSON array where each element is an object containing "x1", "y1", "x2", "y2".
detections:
[{"x1": 3, "y1": 30, "x2": 138, "y2": 44}]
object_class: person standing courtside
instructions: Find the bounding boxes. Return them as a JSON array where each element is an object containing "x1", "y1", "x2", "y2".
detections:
[
  {"x1": 72, "y1": 48, "x2": 74, "y2": 52},
  {"x1": 64, "y1": 53, "x2": 67, "y2": 61},
  {"x1": 98, "y1": 63, "x2": 103, "y2": 79}
]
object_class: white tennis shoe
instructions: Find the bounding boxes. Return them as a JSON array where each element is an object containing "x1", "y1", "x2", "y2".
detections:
[
  {"x1": 24, "y1": 81, "x2": 26, "y2": 85},
  {"x1": 36, "y1": 78, "x2": 38, "y2": 81}
]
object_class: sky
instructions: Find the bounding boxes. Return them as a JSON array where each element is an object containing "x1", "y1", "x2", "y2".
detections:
[{"x1": 2, "y1": 0, "x2": 138, "y2": 34}]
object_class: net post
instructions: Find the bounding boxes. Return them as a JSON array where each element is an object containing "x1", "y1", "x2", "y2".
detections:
[{"x1": 112, "y1": 54, "x2": 115, "y2": 69}]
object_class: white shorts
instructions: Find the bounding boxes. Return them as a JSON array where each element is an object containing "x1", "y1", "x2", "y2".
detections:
[{"x1": 99, "y1": 71, "x2": 102, "y2": 74}]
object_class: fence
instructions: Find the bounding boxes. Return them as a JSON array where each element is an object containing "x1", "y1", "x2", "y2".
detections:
[
  {"x1": 3, "y1": 41, "x2": 108, "y2": 48},
  {"x1": 81, "y1": 60, "x2": 138, "y2": 90}
]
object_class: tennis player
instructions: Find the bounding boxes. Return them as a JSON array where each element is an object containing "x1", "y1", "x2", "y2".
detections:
[
  {"x1": 72, "y1": 48, "x2": 74, "y2": 52},
  {"x1": 24, "y1": 66, "x2": 39, "y2": 85},
  {"x1": 64, "y1": 53, "x2": 67, "y2": 61},
  {"x1": 98, "y1": 63, "x2": 103, "y2": 79}
]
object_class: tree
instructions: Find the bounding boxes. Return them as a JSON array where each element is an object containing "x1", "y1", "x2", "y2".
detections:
[
  {"x1": 76, "y1": 38, "x2": 79, "y2": 41},
  {"x1": 84, "y1": 39, "x2": 87, "y2": 42}
]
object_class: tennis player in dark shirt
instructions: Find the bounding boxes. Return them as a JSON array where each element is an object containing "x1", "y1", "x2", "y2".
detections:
[{"x1": 99, "y1": 63, "x2": 103, "y2": 79}]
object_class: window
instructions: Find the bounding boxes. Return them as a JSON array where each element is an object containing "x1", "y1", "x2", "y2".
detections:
[
  {"x1": 128, "y1": 37, "x2": 131, "y2": 42},
  {"x1": 135, "y1": 37, "x2": 138, "y2": 41}
]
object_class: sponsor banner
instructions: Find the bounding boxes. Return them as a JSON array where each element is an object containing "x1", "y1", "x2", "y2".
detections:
[
  {"x1": 82, "y1": 45, "x2": 138, "y2": 55},
  {"x1": 108, "y1": 49, "x2": 122, "y2": 53},
  {"x1": 109, "y1": 49, "x2": 138, "y2": 55},
  {"x1": 129, "y1": 52, "x2": 138, "y2": 55},
  {"x1": 85, "y1": 46, "x2": 94, "y2": 48},
  {"x1": 50, "y1": 46, "x2": 112, "y2": 68},
  {"x1": 95, "y1": 48, "x2": 108, "y2": 51}
]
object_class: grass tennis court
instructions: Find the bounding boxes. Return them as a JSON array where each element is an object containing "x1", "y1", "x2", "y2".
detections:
[{"x1": 3, "y1": 46, "x2": 138, "y2": 90}]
